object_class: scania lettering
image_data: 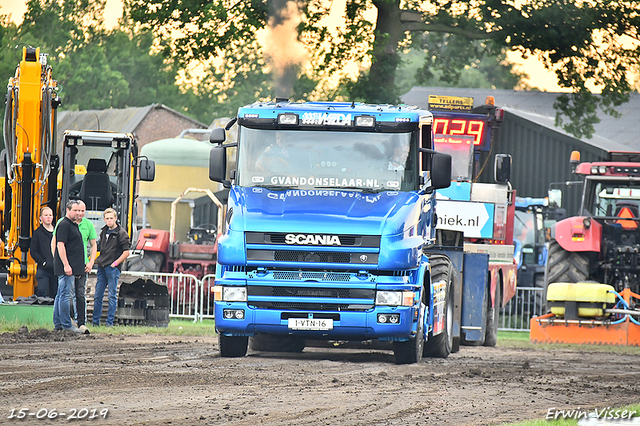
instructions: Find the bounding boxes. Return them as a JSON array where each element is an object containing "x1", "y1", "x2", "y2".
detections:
[
  {"x1": 285, "y1": 234, "x2": 342, "y2": 246},
  {"x1": 209, "y1": 99, "x2": 487, "y2": 364}
]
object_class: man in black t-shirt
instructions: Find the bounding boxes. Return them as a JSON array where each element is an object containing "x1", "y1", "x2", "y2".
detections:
[{"x1": 53, "y1": 200, "x2": 85, "y2": 333}]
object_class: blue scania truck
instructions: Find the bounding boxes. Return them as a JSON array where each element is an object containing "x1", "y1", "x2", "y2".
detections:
[{"x1": 208, "y1": 99, "x2": 493, "y2": 364}]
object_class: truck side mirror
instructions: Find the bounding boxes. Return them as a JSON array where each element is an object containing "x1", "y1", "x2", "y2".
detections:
[
  {"x1": 209, "y1": 145, "x2": 228, "y2": 186},
  {"x1": 494, "y1": 154, "x2": 511, "y2": 183},
  {"x1": 430, "y1": 152, "x2": 452, "y2": 190},
  {"x1": 209, "y1": 128, "x2": 226, "y2": 145},
  {"x1": 548, "y1": 188, "x2": 562, "y2": 208},
  {"x1": 139, "y1": 159, "x2": 155, "y2": 181}
]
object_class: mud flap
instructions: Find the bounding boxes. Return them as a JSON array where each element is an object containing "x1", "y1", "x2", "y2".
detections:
[
  {"x1": 460, "y1": 252, "x2": 490, "y2": 345},
  {"x1": 117, "y1": 278, "x2": 170, "y2": 327}
]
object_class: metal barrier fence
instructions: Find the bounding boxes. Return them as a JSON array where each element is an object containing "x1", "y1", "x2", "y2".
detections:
[
  {"x1": 114, "y1": 274, "x2": 544, "y2": 327},
  {"x1": 200, "y1": 274, "x2": 216, "y2": 320},
  {"x1": 499, "y1": 286, "x2": 545, "y2": 331}
]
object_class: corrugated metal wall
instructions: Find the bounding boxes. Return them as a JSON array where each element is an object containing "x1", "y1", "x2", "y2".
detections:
[{"x1": 477, "y1": 111, "x2": 607, "y2": 216}]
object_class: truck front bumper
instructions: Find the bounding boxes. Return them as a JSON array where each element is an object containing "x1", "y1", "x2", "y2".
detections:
[{"x1": 214, "y1": 302, "x2": 416, "y2": 341}]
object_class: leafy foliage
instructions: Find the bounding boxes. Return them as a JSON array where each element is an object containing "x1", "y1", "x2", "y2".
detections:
[
  {"x1": 2, "y1": 0, "x2": 638, "y2": 139},
  {"x1": 127, "y1": 0, "x2": 639, "y2": 138}
]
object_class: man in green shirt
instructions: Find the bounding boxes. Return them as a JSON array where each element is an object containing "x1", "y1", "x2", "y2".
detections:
[{"x1": 53, "y1": 200, "x2": 97, "y2": 332}]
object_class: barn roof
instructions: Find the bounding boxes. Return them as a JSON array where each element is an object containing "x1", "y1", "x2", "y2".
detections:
[
  {"x1": 55, "y1": 103, "x2": 206, "y2": 147},
  {"x1": 401, "y1": 87, "x2": 638, "y2": 152}
]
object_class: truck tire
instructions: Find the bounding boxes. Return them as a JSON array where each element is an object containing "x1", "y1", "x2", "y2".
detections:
[
  {"x1": 219, "y1": 335, "x2": 248, "y2": 357},
  {"x1": 393, "y1": 297, "x2": 425, "y2": 365},
  {"x1": 544, "y1": 240, "x2": 589, "y2": 309},
  {"x1": 483, "y1": 279, "x2": 501, "y2": 347},
  {"x1": 249, "y1": 334, "x2": 305, "y2": 353},
  {"x1": 423, "y1": 255, "x2": 453, "y2": 358}
]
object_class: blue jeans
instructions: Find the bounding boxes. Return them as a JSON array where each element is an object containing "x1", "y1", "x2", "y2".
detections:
[
  {"x1": 53, "y1": 275, "x2": 74, "y2": 330},
  {"x1": 69, "y1": 274, "x2": 87, "y2": 326},
  {"x1": 93, "y1": 266, "x2": 120, "y2": 326}
]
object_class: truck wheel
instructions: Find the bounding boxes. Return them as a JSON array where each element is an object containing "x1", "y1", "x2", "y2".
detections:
[
  {"x1": 483, "y1": 279, "x2": 501, "y2": 347},
  {"x1": 249, "y1": 334, "x2": 305, "y2": 353},
  {"x1": 545, "y1": 240, "x2": 588, "y2": 308},
  {"x1": 393, "y1": 298, "x2": 425, "y2": 365},
  {"x1": 423, "y1": 255, "x2": 453, "y2": 358},
  {"x1": 219, "y1": 335, "x2": 248, "y2": 357}
]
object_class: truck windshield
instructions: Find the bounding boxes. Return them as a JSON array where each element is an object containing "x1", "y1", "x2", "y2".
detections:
[{"x1": 236, "y1": 128, "x2": 416, "y2": 192}]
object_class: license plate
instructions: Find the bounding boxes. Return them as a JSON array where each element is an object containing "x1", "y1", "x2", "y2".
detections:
[{"x1": 288, "y1": 318, "x2": 334, "y2": 330}]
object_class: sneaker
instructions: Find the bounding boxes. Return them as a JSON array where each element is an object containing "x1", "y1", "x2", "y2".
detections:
[
  {"x1": 78, "y1": 325, "x2": 90, "y2": 334},
  {"x1": 54, "y1": 326, "x2": 62, "y2": 331},
  {"x1": 62, "y1": 326, "x2": 83, "y2": 334}
]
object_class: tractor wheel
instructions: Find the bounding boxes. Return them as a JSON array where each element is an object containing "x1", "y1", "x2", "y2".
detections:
[
  {"x1": 393, "y1": 296, "x2": 425, "y2": 365},
  {"x1": 219, "y1": 335, "x2": 248, "y2": 357},
  {"x1": 423, "y1": 254, "x2": 454, "y2": 358},
  {"x1": 249, "y1": 334, "x2": 306, "y2": 353},
  {"x1": 483, "y1": 278, "x2": 501, "y2": 347},
  {"x1": 125, "y1": 251, "x2": 164, "y2": 273},
  {"x1": 544, "y1": 240, "x2": 589, "y2": 309}
]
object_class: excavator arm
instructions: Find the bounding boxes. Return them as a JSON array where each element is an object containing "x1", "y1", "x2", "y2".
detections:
[{"x1": 1, "y1": 46, "x2": 60, "y2": 298}]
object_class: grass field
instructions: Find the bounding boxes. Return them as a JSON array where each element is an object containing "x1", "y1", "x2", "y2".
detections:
[{"x1": 502, "y1": 403, "x2": 640, "y2": 426}]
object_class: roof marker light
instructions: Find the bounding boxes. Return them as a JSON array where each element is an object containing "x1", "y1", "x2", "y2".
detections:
[
  {"x1": 278, "y1": 113, "x2": 298, "y2": 125},
  {"x1": 355, "y1": 115, "x2": 375, "y2": 127}
]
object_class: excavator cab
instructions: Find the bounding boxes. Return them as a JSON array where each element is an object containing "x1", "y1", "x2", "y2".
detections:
[{"x1": 59, "y1": 130, "x2": 154, "y2": 239}]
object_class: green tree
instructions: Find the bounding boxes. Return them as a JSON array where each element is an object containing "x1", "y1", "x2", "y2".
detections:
[
  {"x1": 3, "y1": 0, "x2": 218, "y2": 124},
  {"x1": 127, "y1": 0, "x2": 640, "y2": 139}
]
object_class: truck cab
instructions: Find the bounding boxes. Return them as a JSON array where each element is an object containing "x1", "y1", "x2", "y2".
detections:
[{"x1": 209, "y1": 100, "x2": 453, "y2": 364}]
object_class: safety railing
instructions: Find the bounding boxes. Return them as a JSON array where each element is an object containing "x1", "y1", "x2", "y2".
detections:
[
  {"x1": 200, "y1": 274, "x2": 216, "y2": 321},
  {"x1": 499, "y1": 286, "x2": 545, "y2": 331},
  {"x1": 113, "y1": 275, "x2": 544, "y2": 327}
]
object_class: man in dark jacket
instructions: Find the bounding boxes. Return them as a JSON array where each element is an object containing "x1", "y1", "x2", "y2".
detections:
[
  {"x1": 92, "y1": 208, "x2": 130, "y2": 327},
  {"x1": 53, "y1": 200, "x2": 85, "y2": 333}
]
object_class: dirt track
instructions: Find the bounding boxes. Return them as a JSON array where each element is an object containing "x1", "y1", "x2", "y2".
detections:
[{"x1": 1, "y1": 329, "x2": 639, "y2": 426}]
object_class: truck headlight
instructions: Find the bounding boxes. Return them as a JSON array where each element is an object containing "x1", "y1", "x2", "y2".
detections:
[
  {"x1": 376, "y1": 291, "x2": 402, "y2": 306},
  {"x1": 375, "y1": 291, "x2": 415, "y2": 307},
  {"x1": 214, "y1": 286, "x2": 247, "y2": 302}
]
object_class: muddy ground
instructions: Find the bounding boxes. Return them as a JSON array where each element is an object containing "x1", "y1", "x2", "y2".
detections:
[{"x1": 1, "y1": 329, "x2": 639, "y2": 426}]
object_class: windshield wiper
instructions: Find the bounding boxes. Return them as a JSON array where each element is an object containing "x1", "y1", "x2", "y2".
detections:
[
  {"x1": 316, "y1": 186, "x2": 380, "y2": 194},
  {"x1": 255, "y1": 184, "x2": 298, "y2": 191}
]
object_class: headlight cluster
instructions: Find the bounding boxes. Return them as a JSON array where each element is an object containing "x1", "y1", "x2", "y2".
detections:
[
  {"x1": 213, "y1": 286, "x2": 247, "y2": 302},
  {"x1": 377, "y1": 313, "x2": 400, "y2": 324},
  {"x1": 375, "y1": 291, "x2": 414, "y2": 307}
]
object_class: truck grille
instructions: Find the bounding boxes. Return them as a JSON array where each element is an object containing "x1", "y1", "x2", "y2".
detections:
[
  {"x1": 246, "y1": 232, "x2": 380, "y2": 248},
  {"x1": 247, "y1": 285, "x2": 375, "y2": 311},
  {"x1": 274, "y1": 250, "x2": 350, "y2": 263},
  {"x1": 247, "y1": 249, "x2": 378, "y2": 265},
  {"x1": 272, "y1": 271, "x2": 352, "y2": 281}
]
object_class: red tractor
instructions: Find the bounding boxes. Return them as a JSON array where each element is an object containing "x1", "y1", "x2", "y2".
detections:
[
  {"x1": 128, "y1": 189, "x2": 223, "y2": 314},
  {"x1": 531, "y1": 151, "x2": 640, "y2": 346}
]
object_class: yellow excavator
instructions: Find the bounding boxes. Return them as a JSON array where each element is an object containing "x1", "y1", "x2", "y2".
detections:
[
  {"x1": 1, "y1": 46, "x2": 60, "y2": 299},
  {"x1": 1, "y1": 48, "x2": 165, "y2": 326}
]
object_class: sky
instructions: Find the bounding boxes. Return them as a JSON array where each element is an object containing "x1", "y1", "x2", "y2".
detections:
[{"x1": 0, "y1": 0, "x2": 565, "y2": 92}]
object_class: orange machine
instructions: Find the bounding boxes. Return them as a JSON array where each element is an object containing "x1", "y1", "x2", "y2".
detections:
[
  {"x1": 1, "y1": 47, "x2": 60, "y2": 299},
  {"x1": 530, "y1": 287, "x2": 640, "y2": 346}
]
